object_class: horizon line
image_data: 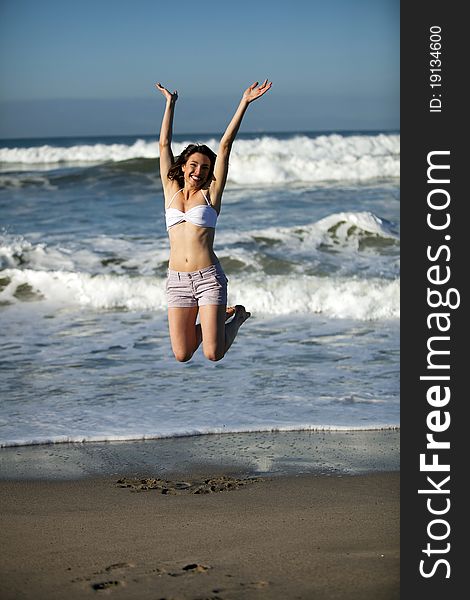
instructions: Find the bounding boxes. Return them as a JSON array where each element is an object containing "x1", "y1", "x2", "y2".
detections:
[{"x1": 0, "y1": 127, "x2": 401, "y2": 143}]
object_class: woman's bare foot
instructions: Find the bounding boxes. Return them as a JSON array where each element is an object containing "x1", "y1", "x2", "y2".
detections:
[
  {"x1": 225, "y1": 306, "x2": 236, "y2": 321},
  {"x1": 222, "y1": 305, "x2": 251, "y2": 357},
  {"x1": 233, "y1": 305, "x2": 251, "y2": 325}
]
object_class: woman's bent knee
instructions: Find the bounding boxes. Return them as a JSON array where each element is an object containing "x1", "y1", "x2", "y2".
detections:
[
  {"x1": 173, "y1": 349, "x2": 193, "y2": 362},
  {"x1": 203, "y1": 348, "x2": 225, "y2": 362}
]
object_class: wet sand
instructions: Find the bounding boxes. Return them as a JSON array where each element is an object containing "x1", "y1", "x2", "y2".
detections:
[{"x1": 0, "y1": 431, "x2": 399, "y2": 599}]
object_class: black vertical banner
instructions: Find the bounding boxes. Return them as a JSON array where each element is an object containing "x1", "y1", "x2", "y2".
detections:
[{"x1": 401, "y1": 2, "x2": 464, "y2": 597}]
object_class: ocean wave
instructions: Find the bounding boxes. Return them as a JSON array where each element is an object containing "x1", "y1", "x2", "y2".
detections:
[
  {"x1": 218, "y1": 211, "x2": 399, "y2": 255},
  {"x1": 0, "y1": 133, "x2": 400, "y2": 184},
  {"x1": 0, "y1": 424, "x2": 400, "y2": 448},
  {"x1": 0, "y1": 233, "x2": 169, "y2": 273},
  {"x1": 0, "y1": 138, "x2": 157, "y2": 166},
  {"x1": 1, "y1": 211, "x2": 398, "y2": 274},
  {"x1": 0, "y1": 173, "x2": 58, "y2": 189},
  {"x1": 0, "y1": 267, "x2": 399, "y2": 319}
]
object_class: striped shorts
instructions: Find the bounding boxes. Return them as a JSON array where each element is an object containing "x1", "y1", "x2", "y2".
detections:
[{"x1": 166, "y1": 263, "x2": 228, "y2": 308}]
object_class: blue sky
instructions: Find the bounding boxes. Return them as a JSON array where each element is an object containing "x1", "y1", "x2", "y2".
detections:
[{"x1": 0, "y1": 0, "x2": 399, "y2": 138}]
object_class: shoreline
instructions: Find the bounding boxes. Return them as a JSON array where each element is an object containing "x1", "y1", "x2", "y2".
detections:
[{"x1": 0, "y1": 429, "x2": 399, "y2": 481}]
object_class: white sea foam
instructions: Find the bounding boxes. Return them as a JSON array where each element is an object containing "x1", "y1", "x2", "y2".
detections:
[
  {"x1": 0, "y1": 233, "x2": 169, "y2": 274},
  {"x1": 0, "y1": 138, "x2": 157, "y2": 166},
  {"x1": 0, "y1": 134, "x2": 400, "y2": 183},
  {"x1": 227, "y1": 134, "x2": 399, "y2": 183},
  {"x1": 217, "y1": 211, "x2": 399, "y2": 253},
  {"x1": 1, "y1": 208, "x2": 399, "y2": 318},
  {"x1": 1, "y1": 266, "x2": 399, "y2": 319},
  {"x1": 315, "y1": 211, "x2": 398, "y2": 239},
  {"x1": 229, "y1": 274, "x2": 400, "y2": 319},
  {"x1": 1, "y1": 211, "x2": 399, "y2": 277},
  {"x1": 0, "y1": 235, "x2": 82, "y2": 271},
  {"x1": 0, "y1": 268, "x2": 166, "y2": 310},
  {"x1": 0, "y1": 425, "x2": 399, "y2": 448}
]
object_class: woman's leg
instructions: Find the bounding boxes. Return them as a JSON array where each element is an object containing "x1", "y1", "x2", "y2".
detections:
[
  {"x1": 199, "y1": 304, "x2": 251, "y2": 361},
  {"x1": 167, "y1": 306, "x2": 201, "y2": 362},
  {"x1": 168, "y1": 306, "x2": 239, "y2": 362}
]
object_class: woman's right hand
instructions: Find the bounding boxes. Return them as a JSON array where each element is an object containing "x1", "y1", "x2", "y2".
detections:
[
  {"x1": 155, "y1": 82, "x2": 178, "y2": 103},
  {"x1": 242, "y1": 79, "x2": 272, "y2": 103}
]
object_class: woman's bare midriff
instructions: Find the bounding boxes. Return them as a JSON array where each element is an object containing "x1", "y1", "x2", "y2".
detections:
[{"x1": 168, "y1": 223, "x2": 218, "y2": 271}]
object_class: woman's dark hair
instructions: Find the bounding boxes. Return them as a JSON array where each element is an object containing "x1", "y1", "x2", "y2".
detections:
[{"x1": 167, "y1": 144, "x2": 217, "y2": 187}]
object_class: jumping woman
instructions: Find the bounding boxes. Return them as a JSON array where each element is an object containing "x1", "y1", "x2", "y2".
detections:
[{"x1": 156, "y1": 79, "x2": 272, "y2": 362}]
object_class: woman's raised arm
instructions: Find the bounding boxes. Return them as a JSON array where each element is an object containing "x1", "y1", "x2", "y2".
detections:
[
  {"x1": 155, "y1": 83, "x2": 178, "y2": 192},
  {"x1": 210, "y1": 79, "x2": 272, "y2": 207}
]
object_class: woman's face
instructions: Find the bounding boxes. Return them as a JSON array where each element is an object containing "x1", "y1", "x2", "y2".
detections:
[{"x1": 182, "y1": 152, "x2": 212, "y2": 188}]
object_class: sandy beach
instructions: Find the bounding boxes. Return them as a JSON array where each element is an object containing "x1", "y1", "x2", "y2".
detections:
[{"x1": 0, "y1": 431, "x2": 399, "y2": 600}]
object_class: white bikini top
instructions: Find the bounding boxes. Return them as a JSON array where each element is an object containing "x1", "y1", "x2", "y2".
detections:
[{"x1": 165, "y1": 189, "x2": 218, "y2": 231}]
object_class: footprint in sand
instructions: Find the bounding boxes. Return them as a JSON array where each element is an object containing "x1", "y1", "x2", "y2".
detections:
[
  {"x1": 116, "y1": 475, "x2": 260, "y2": 494},
  {"x1": 168, "y1": 563, "x2": 211, "y2": 577},
  {"x1": 91, "y1": 580, "x2": 124, "y2": 591},
  {"x1": 104, "y1": 562, "x2": 136, "y2": 572},
  {"x1": 87, "y1": 562, "x2": 137, "y2": 591}
]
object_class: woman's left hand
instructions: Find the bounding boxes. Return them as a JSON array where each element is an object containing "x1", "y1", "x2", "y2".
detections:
[
  {"x1": 155, "y1": 82, "x2": 178, "y2": 103},
  {"x1": 242, "y1": 79, "x2": 272, "y2": 103}
]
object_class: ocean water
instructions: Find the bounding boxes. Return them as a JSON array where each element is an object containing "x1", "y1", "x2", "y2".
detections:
[{"x1": 0, "y1": 131, "x2": 400, "y2": 447}]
